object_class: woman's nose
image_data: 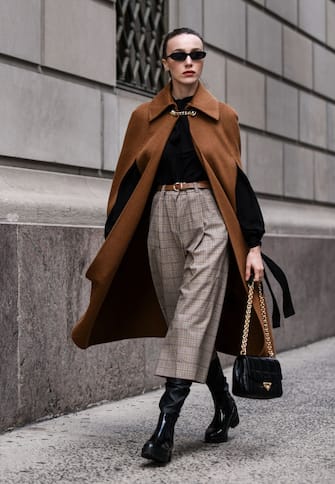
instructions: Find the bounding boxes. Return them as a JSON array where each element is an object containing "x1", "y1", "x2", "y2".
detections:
[{"x1": 184, "y1": 54, "x2": 193, "y2": 65}]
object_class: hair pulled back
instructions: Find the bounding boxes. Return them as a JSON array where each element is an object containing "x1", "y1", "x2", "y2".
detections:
[{"x1": 162, "y1": 28, "x2": 204, "y2": 59}]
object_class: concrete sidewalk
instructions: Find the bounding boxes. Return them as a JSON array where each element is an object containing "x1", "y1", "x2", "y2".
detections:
[{"x1": 0, "y1": 338, "x2": 334, "y2": 484}]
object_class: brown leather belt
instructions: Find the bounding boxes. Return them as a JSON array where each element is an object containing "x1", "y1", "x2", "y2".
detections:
[{"x1": 157, "y1": 181, "x2": 211, "y2": 192}]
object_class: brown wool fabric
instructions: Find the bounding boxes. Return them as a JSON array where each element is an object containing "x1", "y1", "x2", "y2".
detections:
[
  {"x1": 148, "y1": 188, "x2": 229, "y2": 383},
  {"x1": 71, "y1": 82, "x2": 273, "y2": 359}
]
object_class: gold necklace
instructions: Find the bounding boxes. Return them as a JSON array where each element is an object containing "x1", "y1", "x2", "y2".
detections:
[{"x1": 169, "y1": 109, "x2": 197, "y2": 117}]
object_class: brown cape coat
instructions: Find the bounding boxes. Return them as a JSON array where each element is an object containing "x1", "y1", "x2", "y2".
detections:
[{"x1": 72, "y1": 82, "x2": 274, "y2": 357}]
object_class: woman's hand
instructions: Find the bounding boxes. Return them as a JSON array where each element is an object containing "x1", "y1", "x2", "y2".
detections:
[{"x1": 245, "y1": 245, "x2": 264, "y2": 282}]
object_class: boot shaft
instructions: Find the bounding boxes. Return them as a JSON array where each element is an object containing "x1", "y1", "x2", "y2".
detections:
[
  {"x1": 206, "y1": 354, "x2": 229, "y2": 402},
  {"x1": 159, "y1": 377, "x2": 192, "y2": 415},
  {"x1": 151, "y1": 412, "x2": 178, "y2": 444}
]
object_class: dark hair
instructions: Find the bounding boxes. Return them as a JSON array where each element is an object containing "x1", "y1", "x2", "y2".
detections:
[{"x1": 162, "y1": 28, "x2": 204, "y2": 59}]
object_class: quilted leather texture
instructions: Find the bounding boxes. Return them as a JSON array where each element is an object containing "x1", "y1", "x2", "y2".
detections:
[{"x1": 232, "y1": 355, "x2": 283, "y2": 399}]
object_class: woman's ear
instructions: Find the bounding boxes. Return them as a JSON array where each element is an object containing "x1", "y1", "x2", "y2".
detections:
[{"x1": 162, "y1": 58, "x2": 169, "y2": 72}]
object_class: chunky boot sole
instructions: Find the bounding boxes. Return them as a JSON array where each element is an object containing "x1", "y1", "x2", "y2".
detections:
[
  {"x1": 141, "y1": 441, "x2": 172, "y2": 463},
  {"x1": 205, "y1": 407, "x2": 240, "y2": 443}
]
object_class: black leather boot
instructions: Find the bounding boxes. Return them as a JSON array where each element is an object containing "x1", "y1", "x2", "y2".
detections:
[
  {"x1": 141, "y1": 378, "x2": 192, "y2": 463},
  {"x1": 205, "y1": 353, "x2": 239, "y2": 443}
]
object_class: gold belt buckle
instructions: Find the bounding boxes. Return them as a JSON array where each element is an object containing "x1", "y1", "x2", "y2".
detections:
[{"x1": 173, "y1": 182, "x2": 184, "y2": 191}]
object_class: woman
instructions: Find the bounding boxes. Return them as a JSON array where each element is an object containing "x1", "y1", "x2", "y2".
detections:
[{"x1": 72, "y1": 28, "x2": 271, "y2": 463}]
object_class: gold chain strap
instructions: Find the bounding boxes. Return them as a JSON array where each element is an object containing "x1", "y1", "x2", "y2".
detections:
[
  {"x1": 240, "y1": 280, "x2": 255, "y2": 355},
  {"x1": 258, "y1": 282, "x2": 275, "y2": 357},
  {"x1": 240, "y1": 281, "x2": 274, "y2": 357}
]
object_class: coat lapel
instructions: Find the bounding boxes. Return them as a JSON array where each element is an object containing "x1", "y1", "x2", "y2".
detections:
[{"x1": 149, "y1": 82, "x2": 220, "y2": 122}]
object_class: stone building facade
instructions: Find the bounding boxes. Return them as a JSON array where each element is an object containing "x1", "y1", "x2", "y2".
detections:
[{"x1": 1, "y1": 0, "x2": 335, "y2": 430}]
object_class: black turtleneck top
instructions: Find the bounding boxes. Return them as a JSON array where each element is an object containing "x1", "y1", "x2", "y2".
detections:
[{"x1": 105, "y1": 97, "x2": 265, "y2": 248}]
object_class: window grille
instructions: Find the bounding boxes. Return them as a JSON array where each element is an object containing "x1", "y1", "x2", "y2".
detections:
[{"x1": 117, "y1": 0, "x2": 167, "y2": 94}]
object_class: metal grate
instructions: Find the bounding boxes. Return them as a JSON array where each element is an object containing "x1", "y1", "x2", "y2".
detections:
[{"x1": 117, "y1": 0, "x2": 167, "y2": 94}]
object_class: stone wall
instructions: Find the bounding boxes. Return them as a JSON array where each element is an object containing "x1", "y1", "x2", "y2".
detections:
[
  {"x1": 1, "y1": 0, "x2": 335, "y2": 431},
  {"x1": 0, "y1": 223, "x2": 163, "y2": 431}
]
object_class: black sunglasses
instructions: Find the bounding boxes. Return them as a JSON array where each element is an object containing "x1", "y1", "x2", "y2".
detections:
[{"x1": 166, "y1": 51, "x2": 207, "y2": 62}]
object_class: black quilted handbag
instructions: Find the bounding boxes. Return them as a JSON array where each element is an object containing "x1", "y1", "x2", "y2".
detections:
[{"x1": 232, "y1": 280, "x2": 283, "y2": 399}]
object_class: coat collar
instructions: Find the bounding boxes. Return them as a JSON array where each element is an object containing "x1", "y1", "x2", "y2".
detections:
[{"x1": 148, "y1": 82, "x2": 220, "y2": 122}]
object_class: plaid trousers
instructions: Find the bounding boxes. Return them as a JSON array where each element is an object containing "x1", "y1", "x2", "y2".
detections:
[{"x1": 147, "y1": 187, "x2": 229, "y2": 383}]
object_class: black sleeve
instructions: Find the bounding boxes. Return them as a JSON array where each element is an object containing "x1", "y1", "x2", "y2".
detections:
[
  {"x1": 236, "y1": 165, "x2": 265, "y2": 248},
  {"x1": 104, "y1": 162, "x2": 141, "y2": 238}
]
